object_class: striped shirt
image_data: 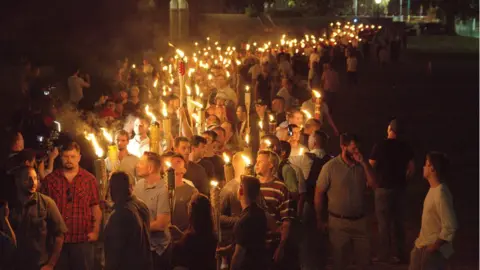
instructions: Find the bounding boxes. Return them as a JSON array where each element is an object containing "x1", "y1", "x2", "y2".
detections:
[{"x1": 260, "y1": 178, "x2": 294, "y2": 223}]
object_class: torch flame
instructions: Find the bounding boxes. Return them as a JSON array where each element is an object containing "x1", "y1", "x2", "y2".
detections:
[
  {"x1": 145, "y1": 105, "x2": 157, "y2": 123},
  {"x1": 176, "y1": 49, "x2": 185, "y2": 58},
  {"x1": 132, "y1": 64, "x2": 136, "y2": 69},
  {"x1": 312, "y1": 90, "x2": 322, "y2": 99},
  {"x1": 302, "y1": 109, "x2": 313, "y2": 120},
  {"x1": 195, "y1": 84, "x2": 200, "y2": 96},
  {"x1": 162, "y1": 102, "x2": 168, "y2": 117},
  {"x1": 258, "y1": 121, "x2": 263, "y2": 130},
  {"x1": 189, "y1": 100, "x2": 204, "y2": 108},
  {"x1": 269, "y1": 114, "x2": 274, "y2": 122},
  {"x1": 223, "y1": 152, "x2": 230, "y2": 163},
  {"x1": 241, "y1": 155, "x2": 251, "y2": 166},
  {"x1": 299, "y1": 147, "x2": 305, "y2": 156},
  {"x1": 153, "y1": 79, "x2": 158, "y2": 88},
  {"x1": 86, "y1": 133, "x2": 104, "y2": 158},
  {"x1": 165, "y1": 161, "x2": 172, "y2": 168},
  {"x1": 186, "y1": 85, "x2": 191, "y2": 95},
  {"x1": 245, "y1": 85, "x2": 250, "y2": 92},
  {"x1": 53, "y1": 121, "x2": 61, "y2": 132},
  {"x1": 100, "y1": 128, "x2": 113, "y2": 143},
  {"x1": 245, "y1": 134, "x2": 250, "y2": 144},
  {"x1": 210, "y1": 180, "x2": 219, "y2": 187},
  {"x1": 264, "y1": 139, "x2": 272, "y2": 147}
]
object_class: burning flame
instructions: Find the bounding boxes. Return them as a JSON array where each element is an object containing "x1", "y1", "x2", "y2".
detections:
[
  {"x1": 210, "y1": 180, "x2": 219, "y2": 187},
  {"x1": 299, "y1": 147, "x2": 305, "y2": 156},
  {"x1": 132, "y1": 64, "x2": 136, "y2": 69},
  {"x1": 100, "y1": 128, "x2": 113, "y2": 144},
  {"x1": 195, "y1": 84, "x2": 200, "y2": 96},
  {"x1": 241, "y1": 155, "x2": 251, "y2": 166},
  {"x1": 258, "y1": 121, "x2": 263, "y2": 130},
  {"x1": 302, "y1": 109, "x2": 313, "y2": 120},
  {"x1": 245, "y1": 134, "x2": 250, "y2": 145},
  {"x1": 312, "y1": 90, "x2": 322, "y2": 99},
  {"x1": 264, "y1": 139, "x2": 272, "y2": 147},
  {"x1": 53, "y1": 121, "x2": 61, "y2": 132},
  {"x1": 86, "y1": 133, "x2": 104, "y2": 158},
  {"x1": 186, "y1": 85, "x2": 192, "y2": 95},
  {"x1": 175, "y1": 49, "x2": 185, "y2": 58},
  {"x1": 165, "y1": 161, "x2": 172, "y2": 168},
  {"x1": 269, "y1": 114, "x2": 274, "y2": 122},
  {"x1": 245, "y1": 85, "x2": 250, "y2": 92},
  {"x1": 145, "y1": 105, "x2": 157, "y2": 123},
  {"x1": 162, "y1": 102, "x2": 168, "y2": 117},
  {"x1": 153, "y1": 79, "x2": 158, "y2": 88},
  {"x1": 223, "y1": 152, "x2": 230, "y2": 164},
  {"x1": 189, "y1": 100, "x2": 203, "y2": 108}
]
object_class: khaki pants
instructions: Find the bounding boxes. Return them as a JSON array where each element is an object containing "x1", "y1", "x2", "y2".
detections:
[
  {"x1": 408, "y1": 247, "x2": 447, "y2": 270},
  {"x1": 328, "y1": 216, "x2": 371, "y2": 270}
]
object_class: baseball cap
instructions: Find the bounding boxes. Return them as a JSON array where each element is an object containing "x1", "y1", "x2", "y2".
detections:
[{"x1": 255, "y1": 99, "x2": 267, "y2": 106}]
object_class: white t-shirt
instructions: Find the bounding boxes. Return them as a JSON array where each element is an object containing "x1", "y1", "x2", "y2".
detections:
[
  {"x1": 290, "y1": 144, "x2": 307, "y2": 157},
  {"x1": 127, "y1": 136, "x2": 150, "y2": 157},
  {"x1": 414, "y1": 184, "x2": 458, "y2": 258}
]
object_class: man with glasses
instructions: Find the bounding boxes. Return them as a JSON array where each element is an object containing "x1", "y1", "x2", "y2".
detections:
[{"x1": 42, "y1": 142, "x2": 102, "y2": 270}]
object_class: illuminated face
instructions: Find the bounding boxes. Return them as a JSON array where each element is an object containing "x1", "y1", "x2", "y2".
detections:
[
  {"x1": 255, "y1": 154, "x2": 272, "y2": 177},
  {"x1": 236, "y1": 107, "x2": 246, "y2": 122},
  {"x1": 116, "y1": 134, "x2": 129, "y2": 151},
  {"x1": 171, "y1": 157, "x2": 186, "y2": 178},
  {"x1": 134, "y1": 118, "x2": 148, "y2": 137},
  {"x1": 17, "y1": 168, "x2": 38, "y2": 195},
  {"x1": 341, "y1": 141, "x2": 360, "y2": 162},
  {"x1": 308, "y1": 133, "x2": 316, "y2": 150},
  {"x1": 272, "y1": 99, "x2": 283, "y2": 113},
  {"x1": 175, "y1": 141, "x2": 191, "y2": 161},
  {"x1": 291, "y1": 112, "x2": 304, "y2": 126},
  {"x1": 423, "y1": 158, "x2": 433, "y2": 179},
  {"x1": 136, "y1": 155, "x2": 152, "y2": 178},
  {"x1": 61, "y1": 149, "x2": 81, "y2": 171},
  {"x1": 255, "y1": 104, "x2": 267, "y2": 117},
  {"x1": 13, "y1": 132, "x2": 24, "y2": 151},
  {"x1": 192, "y1": 142, "x2": 206, "y2": 160}
]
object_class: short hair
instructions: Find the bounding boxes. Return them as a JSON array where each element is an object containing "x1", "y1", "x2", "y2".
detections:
[
  {"x1": 240, "y1": 175, "x2": 261, "y2": 202},
  {"x1": 261, "y1": 135, "x2": 281, "y2": 155},
  {"x1": 257, "y1": 150, "x2": 280, "y2": 174},
  {"x1": 305, "y1": 118, "x2": 321, "y2": 130},
  {"x1": 6, "y1": 130, "x2": 21, "y2": 149},
  {"x1": 340, "y1": 133, "x2": 360, "y2": 147},
  {"x1": 279, "y1": 141, "x2": 292, "y2": 159},
  {"x1": 287, "y1": 108, "x2": 301, "y2": 119},
  {"x1": 272, "y1": 96, "x2": 285, "y2": 104},
  {"x1": 115, "y1": 130, "x2": 130, "y2": 139},
  {"x1": 110, "y1": 171, "x2": 132, "y2": 192},
  {"x1": 171, "y1": 153, "x2": 186, "y2": 163},
  {"x1": 17, "y1": 149, "x2": 36, "y2": 164},
  {"x1": 63, "y1": 142, "x2": 81, "y2": 153},
  {"x1": 13, "y1": 166, "x2": 34, "y2": 184},
  {"x1": 174, "y1": 137, "x2": 190, "y2": 148},
  {"x1": 207, "y1": 115, "x2": 221, "y2": 125},
  {"x1": 161, "y1": 151, "x2": 175, "y2": 158},
  {"x1": 191, "y1": 135, "x2": 207, "y2": 147},
  {"x1": 314, "y1": 130, "x2": 329, "y2": 148},
  {"x1": 427, "y1": 152, "x2": 450, "y2": 180},
  {"x1": 212, "y1": 126, "x2": 226, "y2": 137},
  {"x1": 203, "y1": 130, "x2": 218, "y2": 142},
  {"x1": 143, "y1": 152, "x2": 162, "y2": 171}
]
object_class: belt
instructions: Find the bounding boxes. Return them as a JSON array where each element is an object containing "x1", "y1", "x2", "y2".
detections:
[{"x1": 329, "y1": 211, "x2": 364, "y2": 221}]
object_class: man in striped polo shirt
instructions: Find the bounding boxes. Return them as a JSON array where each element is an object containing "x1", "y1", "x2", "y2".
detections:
[{"x1": 255, "y1": 150, "x2": 296, "y2": 270}]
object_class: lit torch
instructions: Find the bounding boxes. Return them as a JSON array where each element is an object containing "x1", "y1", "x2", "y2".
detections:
[
  {"x1": 241, "y1": 155, "x2": 254, "y2": 176},
  {"x1": 101, "y1": 128, "x2": 118, "y2": 172},
  {"x1": 145, "y1": 105, "x2": 160, "y2": 154},
  {"x1": 312, "y1": 90, "x2": 322, "y2": 120},
  {"x1": 86, "y1": 133, "x2": 107, "y2": 200},
  {"x1": 223, "y1": 153, "x2": 234, "y2": 183}
]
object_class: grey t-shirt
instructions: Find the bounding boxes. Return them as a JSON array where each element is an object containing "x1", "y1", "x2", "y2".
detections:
[
  {"x1": 317, "y1": 155, "x2": 367, "y2": 217},
  {"x1": 171, "y1": 183, "x2": 198, "y2": 240},
  {"x1": 133, "y1": 178, "x2": 171, "y2": 256}
]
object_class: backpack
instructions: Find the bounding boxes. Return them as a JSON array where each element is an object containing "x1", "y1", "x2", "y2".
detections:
[{"x1": 305, "y1": 152, "x2": 332, "y2": 203}]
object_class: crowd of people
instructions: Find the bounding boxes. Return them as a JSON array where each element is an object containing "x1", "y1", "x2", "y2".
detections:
[{"x1": 0, "y1": 23, "x2": 457, "y2": 270}]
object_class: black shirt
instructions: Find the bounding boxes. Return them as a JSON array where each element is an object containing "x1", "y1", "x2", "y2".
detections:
[
  {"x1": 184, "y1": 161, "x2": 209, "y2": 196},
  {"x1": 204, "y1": 155, "x2": 225, "y2": 182},
  {"x1": 233, "y1": 203, "x2": 267, "y2": 270},
  {"x1": 370, "y1": 139, "x2": 414, "y2": 189},
  {"x1": 198, "y1": 158, "x2": 215, "y2": 180},
  {"x1": 256, "y1": 73, "x2": 272, "y2": 107}
]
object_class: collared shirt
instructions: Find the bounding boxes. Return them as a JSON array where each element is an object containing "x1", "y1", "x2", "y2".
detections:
[
  {"x1": 133, "y1": 178, "x2": 171, "y2": 256},
  {"x1": 415, "y1": 184, "x2": 458, "y2": 258},
  {"x1": 42, "y1": 168, "x2": 99, "y2": 243},
  {"x1": 105, "y1": 153, "x2": 140, "y2": 184},
  {"x1": 9, "y1": 192, "x2": 67, "y2": 267},
  {"x1": 127, "y1": 136, "x2": 150, "y2": 158},
  {"x1": 317, "y1": 155, "x2": 366, "y2": 217},
  {"x1": 104, "y1": 197, "x2": 153, "y2": 270}
]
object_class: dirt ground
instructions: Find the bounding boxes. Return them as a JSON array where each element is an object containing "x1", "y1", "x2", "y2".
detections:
[{"x1": 323, "y1": 46, "x2": 479, "y2": 269}]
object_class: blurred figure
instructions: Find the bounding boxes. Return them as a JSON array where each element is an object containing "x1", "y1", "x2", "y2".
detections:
[
  {"x1": 104, "y1": 172, "x2": 153, "y2": 270},
  {"x1": 67, "y1": 68, "x2": 90, "y2": 107},
  {"x1": 172, "y1": 194, "x2": 217, "y2": 270}
]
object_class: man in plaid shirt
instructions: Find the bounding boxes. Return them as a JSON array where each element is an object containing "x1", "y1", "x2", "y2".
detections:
[
  {"x1": 255, "y1": 150, "x2": 296, "y2": 270},
  {"x1": 42, "y1": 142, "x2": 102, "y2": 270}
]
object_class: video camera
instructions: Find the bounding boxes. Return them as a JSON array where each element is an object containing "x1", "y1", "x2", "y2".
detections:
[{"x1": 35, "y1": 121, "x2": 63, "y2": 161}]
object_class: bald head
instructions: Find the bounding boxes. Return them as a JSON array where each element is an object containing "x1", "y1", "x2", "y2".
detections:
[{"x1": 232, "y1": 152, "x2": 246, "y2": 178}]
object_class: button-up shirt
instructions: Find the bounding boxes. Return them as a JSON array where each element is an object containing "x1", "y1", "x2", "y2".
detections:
[
  {"x1": 317, "y1": 155, "x2": 366, "y2": 217},
  {"x1": 127, "y1": 136, "x2": 150, "y2": 158},
  {"x1": 41, "y1": 168, "x2": 100, "y2": 243},
  {"x1": 9, "y1": 192, "x2": 67, "y2": 267},
  {"x1": 133, "y1": 178, "x2": 171, "y2": 256}
]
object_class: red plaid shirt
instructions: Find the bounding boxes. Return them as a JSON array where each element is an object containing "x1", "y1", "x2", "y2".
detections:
[{"x1": 41, "y1": 168, "x2": 99, "y2": 243}]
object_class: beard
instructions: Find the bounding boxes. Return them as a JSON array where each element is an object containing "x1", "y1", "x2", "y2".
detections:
[
  {"x1": 63, "y1": 163, "x2": 75, "y2": 171},
  {"x1": 344, "y1": 150, "x2": 355, "y2": 163}
]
